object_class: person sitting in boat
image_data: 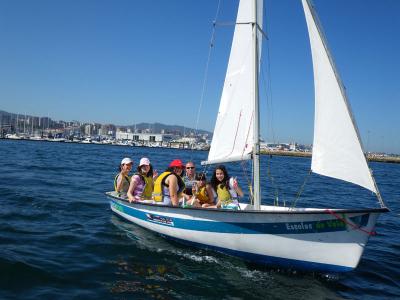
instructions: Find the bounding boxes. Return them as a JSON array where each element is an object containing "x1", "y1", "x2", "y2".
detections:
[
  {"x1": 208, "y1": 165, "x2": 243, "y2": 210},
  {"x1": 114, "y1": 157, "x2": 133, "y2": 198},
  {"x1": 152, "y1": 159, "x2": 185, "y2": 206},
  {"x1": 182, "y1": 161, "x2": 197, "y2": 200},
  {"x1": 139, "y1": 157, "x2": 158, "y2": 199},
  {"x1": 184, "y1": 172, "x2": 215, "y2": 208},
  {"x1": 127, "y1": 157, "x2": 157, "y2": 202}
]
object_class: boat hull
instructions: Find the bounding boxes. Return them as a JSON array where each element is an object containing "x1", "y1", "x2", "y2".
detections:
[{"x1": 107, "y1": 193, "x2": 387, "y2": 273}]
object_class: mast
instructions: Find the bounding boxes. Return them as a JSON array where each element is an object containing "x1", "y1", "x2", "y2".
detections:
[{"x1": 252, "y1": 0, "x2": 261, "y2": 210}]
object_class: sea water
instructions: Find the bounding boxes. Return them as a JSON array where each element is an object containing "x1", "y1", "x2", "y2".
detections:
[{"x1": 0, "y1": 140, "x2": 399, "y2": 299}]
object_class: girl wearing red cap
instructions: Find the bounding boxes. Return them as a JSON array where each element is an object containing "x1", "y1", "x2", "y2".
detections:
[{"x1": 152, "y1": 159, "x2": 185, "y2": 206}]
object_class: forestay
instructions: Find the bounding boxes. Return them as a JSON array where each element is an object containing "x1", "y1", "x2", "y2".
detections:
[
  {"x1": 302, "y1": 0, "x2": 377, "y2": 193},
  {"x1": 203, "y1": 0, "x2": 263, "y2": 165}
]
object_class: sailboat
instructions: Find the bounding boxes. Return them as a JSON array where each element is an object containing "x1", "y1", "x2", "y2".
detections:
[{"x1": 106, "y1": 0, "x2": 389, "y2": 272}]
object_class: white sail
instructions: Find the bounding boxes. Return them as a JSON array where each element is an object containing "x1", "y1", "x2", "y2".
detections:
[
  {"x1": 203, "y1": 0, "x2": 263, "y2": 165},
  {"x1": 302, "y1": 0, "x2": 377, "y2": 193}
]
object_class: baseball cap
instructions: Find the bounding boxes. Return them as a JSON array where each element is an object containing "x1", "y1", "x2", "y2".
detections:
[
  {"x1": 169, "y1": 159, "x2": 184, "y2": 168},
  {"x1": 121, "y1": 157, "x2": 133, "y2": 165},
  {"x1": 139, "y1": 157, "x2": 150, "y2": 166}
]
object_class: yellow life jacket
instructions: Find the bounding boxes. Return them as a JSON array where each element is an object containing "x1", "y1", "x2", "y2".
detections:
[
  {"x1": 152, "y1": 171, "x2": 172, "y2": 202},
  {"x1": 197, "y1": 186, "x2": 212, "y2": 205},
  {"x1": 217, "y1": 183, "x2": 233, "y2": 205},
  {"x1": 114, "y1": 173, "x2": 130, "y2": 193},
  {"x1": 152, "y1": 171, "x2": 185, "y2": 202},
  {"x1": 142, "y1": 175, "x2": 154, "y2": 199}
]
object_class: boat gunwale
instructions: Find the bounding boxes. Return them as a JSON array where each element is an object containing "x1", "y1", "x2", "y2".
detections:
[{"x1": 105, "y1": 192, "x2": 389, "y2": 215}]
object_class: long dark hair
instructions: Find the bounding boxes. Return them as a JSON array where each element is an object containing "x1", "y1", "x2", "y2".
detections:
[
  {"x1": 137, "y1": 164, "x2": 154, "y2": 177},
  {"x1": 211, "y1": 165, "x2": 230, "y2": 191}
]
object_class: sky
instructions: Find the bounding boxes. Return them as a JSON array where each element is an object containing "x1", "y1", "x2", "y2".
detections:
[{"x1": 0, "y1": 0, "x2": 399, "y2": 153}]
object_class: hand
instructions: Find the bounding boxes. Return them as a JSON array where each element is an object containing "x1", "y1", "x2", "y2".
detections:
[
  {"x1": 153, "y1": 169, "x2": 158, "y2": 179},
  {"x1": 233, "y1": 178, "x2": 238, "y2": 189},
  {"x1": 192, "y1": 185, "x2": 197, "y2": 195}
]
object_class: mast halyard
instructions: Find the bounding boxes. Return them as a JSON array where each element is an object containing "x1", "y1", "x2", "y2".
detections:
[{"x1": 252, "y1": 0, "x2": 261, "y2": 210}]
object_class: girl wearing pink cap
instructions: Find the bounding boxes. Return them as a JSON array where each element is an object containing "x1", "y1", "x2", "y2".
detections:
[{"x1": 127, "y1": 157, "x2": 157, "y2": 202}]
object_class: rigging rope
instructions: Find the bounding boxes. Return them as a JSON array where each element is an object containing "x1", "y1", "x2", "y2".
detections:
[
  {"x1": 265, "y1": 155, "x2": 284, "y2": 206},
  {"x1": 189, "y1": 0, "x2": 222, "y2": 161},
  {"x1": 258, "y1": 3, "x2": 283, "y2": 207},
  {"x1": 325, "y1": 209, "x2": 377, "y2": 236},
  {"x1": 260, "y1": 3, "x2": 277, "y2": 146},
  {"x1": 238, "y1": 110, "x2": 254, "y2": 204},
  {"x1": 291, "y1": 169, "x2": 312, "y2": 208}
]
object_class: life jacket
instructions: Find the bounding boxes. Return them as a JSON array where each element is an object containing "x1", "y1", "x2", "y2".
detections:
[
  {"x1": 114, "y1": 173, "x2": 130, "y2": 193},
  {"x1": 142, "y1": 175, "x2": 154, "y2": 199},
  {"x1": 152, "y1": 171, "x2": 185, "y2": 202},
  {"x1": 216, "y1": 183, "x2": 233, "y2": 205},
  {"x1": 197, "y1": 186, "x2": 212, "y2": 205}
]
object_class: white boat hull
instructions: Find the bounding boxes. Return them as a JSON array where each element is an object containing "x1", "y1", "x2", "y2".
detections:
[{"x1": 106, "y1": 192, "x2": 387, "y2": 272}]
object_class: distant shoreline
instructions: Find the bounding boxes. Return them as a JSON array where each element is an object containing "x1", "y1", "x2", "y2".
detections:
[
  {"x1": 2, "y1": 138, "x2": 399, "y2": 164},
  {"x1": 261, "y1": 150, "x2": 400, "y2": 164}
]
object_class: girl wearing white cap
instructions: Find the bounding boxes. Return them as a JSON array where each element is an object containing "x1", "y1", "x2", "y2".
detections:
[
  {"x1": 114, "y1": 157, "x2": 133, "y2": 198},
  {"x1": 127, "y1": 157, "x2": 157, "y2": 202}
]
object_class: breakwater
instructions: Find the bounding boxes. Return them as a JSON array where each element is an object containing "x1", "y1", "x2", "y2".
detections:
[{"x1": 261, "y1": 150, "x2": 400, "y2": 164}]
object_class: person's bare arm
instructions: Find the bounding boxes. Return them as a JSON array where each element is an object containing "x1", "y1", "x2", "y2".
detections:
[
  {"x1": 127, "y1": 176, "x2": 138, "y2": 202},
  {"x1": 167, "y1": 175, "x2": 179, "y2": 206},
  {"x1": 116, "y1": 175, "x2": 124, "y2": 192},
  {"x1": 206, "y1": 184, "x2": 215, "y2": 204}
]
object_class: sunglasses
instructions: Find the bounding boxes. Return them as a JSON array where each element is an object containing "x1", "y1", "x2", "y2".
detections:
[{"x1": 186, "y1": 167, "x2": 195, "y2": 169}]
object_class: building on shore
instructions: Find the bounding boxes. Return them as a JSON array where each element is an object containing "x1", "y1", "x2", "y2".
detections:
[{"x1": 115, "y1": 131, "x2": 173, "y2": 145}]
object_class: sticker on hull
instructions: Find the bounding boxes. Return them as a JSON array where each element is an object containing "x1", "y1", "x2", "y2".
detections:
[{"x1": 146, "y1": 213, "x2": 174, "y2": 226}]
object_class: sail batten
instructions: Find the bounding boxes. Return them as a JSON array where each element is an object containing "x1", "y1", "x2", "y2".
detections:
[{"x1": 302, "y1": 0, "x2": 377, "y2": 193}]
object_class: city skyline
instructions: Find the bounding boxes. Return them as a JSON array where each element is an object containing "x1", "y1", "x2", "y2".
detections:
[
  {"x1": 0, "y1": 0, "x2": 399, "y2": 153},
  {"x1": 0, "y1": 109, "x2": 212, "y2": 135}
]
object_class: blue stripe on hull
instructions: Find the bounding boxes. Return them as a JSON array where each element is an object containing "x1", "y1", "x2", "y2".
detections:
[
  {"x1": 110, "y1": 199, "x2": 367, "y2": 235},
  {"x1": 111, "y1": 209, "x2": 352, "y2": 273}
]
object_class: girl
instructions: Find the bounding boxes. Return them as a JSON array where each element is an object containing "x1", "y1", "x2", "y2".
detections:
[
  {"x1": 152, "y1": 159, "x2": 185, "y2": 206},
  {"x1": 183, "y1": 172, "x2": 214, "y2": 208},
  {"x1": 209, "y1": 165, "x2": 243, "y2": 209},
  {"x1": 114, "y1": 157, "x2": 133, "y2": 198},
  {"x1": 127, "y1": 157, "x2": 157, "y2": 202}
]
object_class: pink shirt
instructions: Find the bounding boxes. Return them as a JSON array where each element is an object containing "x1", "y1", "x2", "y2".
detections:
[{"x1": 131, "y1": 174, "x2": 145, "y2": 200}]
